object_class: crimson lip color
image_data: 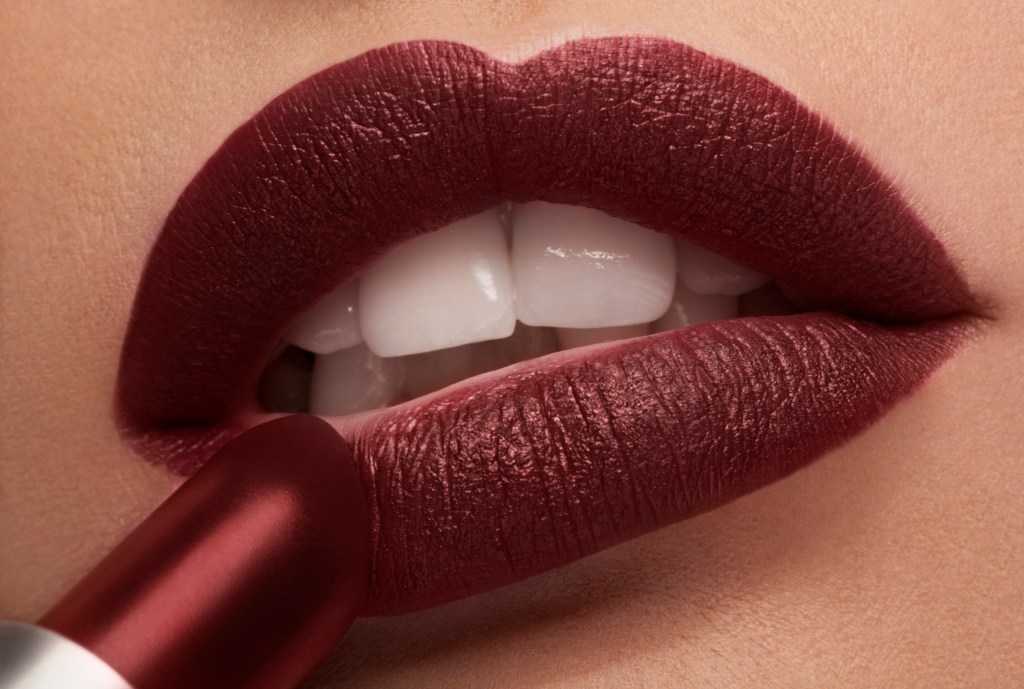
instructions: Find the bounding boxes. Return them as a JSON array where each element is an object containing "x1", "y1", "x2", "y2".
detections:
[
  {"x1": 28, "y1": 416, "x2": 370, "y2": 689},
  {"x1": 118, "y1": 37, "x2": 976, "y2": 614}
]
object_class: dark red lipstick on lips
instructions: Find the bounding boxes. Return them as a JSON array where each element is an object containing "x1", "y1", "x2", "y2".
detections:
[{"x1": 118, "y1": 37, "x2": 976, "y2": 616}]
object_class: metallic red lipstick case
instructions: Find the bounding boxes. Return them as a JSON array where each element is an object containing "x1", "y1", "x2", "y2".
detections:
[{"x1": 0, "y1": 415, "x2": 369, "y2": 689}]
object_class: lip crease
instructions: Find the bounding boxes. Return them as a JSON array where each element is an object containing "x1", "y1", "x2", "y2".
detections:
[{"x1": 117, "y1": 36, "x2": 976, "y2": 615}]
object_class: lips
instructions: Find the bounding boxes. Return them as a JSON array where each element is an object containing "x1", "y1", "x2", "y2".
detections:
[{"x1": 118, "y1": 36, "x2": 975, "y2": 615}]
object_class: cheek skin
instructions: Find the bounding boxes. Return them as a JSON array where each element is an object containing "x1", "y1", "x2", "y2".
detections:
[{"x1": 1, "y1": 1, "x2": 1021, "y2": 688}]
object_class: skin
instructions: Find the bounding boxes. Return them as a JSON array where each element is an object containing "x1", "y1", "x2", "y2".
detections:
[{"x1": 1, "y1": 0, "x2": 1021, "y2": 686}]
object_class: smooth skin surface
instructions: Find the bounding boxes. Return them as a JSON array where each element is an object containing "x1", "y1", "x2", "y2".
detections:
[{"x1": 1, "y1": 1, "x2": 1021, "y2": 687}]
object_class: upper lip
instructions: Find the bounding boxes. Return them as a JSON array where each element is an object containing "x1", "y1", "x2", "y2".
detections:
[{"x1": 118, "y1": 35, "x2": 976, "y2": 614}]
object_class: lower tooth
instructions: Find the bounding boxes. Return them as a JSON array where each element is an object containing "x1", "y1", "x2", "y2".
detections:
[
  {"x1": 495, "y1": 322, "x2": 559, "y2": 364},
  {"x1": 403, "y1": 324, "x2": 559, "y2": 399},
  {"x1": 309, "y1": 343, "x2": 405, "y2": 415},
  {"x1": 654, "y1": 280, "x2": 738, "y2": 332},
  {"x1": 402, "y1": 342, "x2": 492, "y2": 399},
  {"x1": 556, "y1": 324, "x2": 649, "y2": 350}
]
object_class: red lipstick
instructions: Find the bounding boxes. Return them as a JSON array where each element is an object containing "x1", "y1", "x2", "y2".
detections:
[
  {"x1": 117, "y1": 37, "x2": 976, "y2": 615},
  {"x1": 0, "y1": 415, "x2": 368, "y2": 689}
]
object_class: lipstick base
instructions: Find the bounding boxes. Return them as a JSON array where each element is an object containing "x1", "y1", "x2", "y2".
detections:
[{"x1": 0, "y1": 621, "x2": 132, "y2": 689}]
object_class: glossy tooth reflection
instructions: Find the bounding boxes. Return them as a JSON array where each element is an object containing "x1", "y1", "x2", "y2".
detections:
[
  {"x1": 512, "y1": 202, "x2": 676, "y2": 328},
  {"x1": 557, "y1": 324, "x2": 649, "y2": 350},
  {"x1": 286, "y1": 280, "x2": 362, "y2": 354},
  {"x1": 677, "y1": 239, "x2": 770, "y2": 296},
  {"x1": 359, "y1": 210, "x2": 516, "y2": 358},
  {"x1": 653, "y1": 278, "x2": 738, "y2": 332},
  {"x1": 309, "y1": 343, "x2": 405, "y2": 415}
]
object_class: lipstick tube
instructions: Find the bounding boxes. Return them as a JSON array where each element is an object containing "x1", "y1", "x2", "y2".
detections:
[{"x1": 0, "y1": 415, "x2": 369, "y2": 689}]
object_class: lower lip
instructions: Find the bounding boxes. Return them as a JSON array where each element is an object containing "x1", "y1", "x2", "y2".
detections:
[{"x1": 139, "y1": 311, "x2": 969, "y2": 615}]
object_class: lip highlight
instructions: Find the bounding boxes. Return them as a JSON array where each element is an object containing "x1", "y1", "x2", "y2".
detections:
[{"x1": 118, "y1": 36, "x2": 975, "y2": 614}]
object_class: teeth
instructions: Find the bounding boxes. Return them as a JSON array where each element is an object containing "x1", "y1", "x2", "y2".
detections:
[
  {"x1": 557, "y1": 324, "x2": 649, "y2": 350},
  {"x1": 402, "y1": 342, "x2": 490, "y2": 400},
  {"x1": 493, "y1": 321, "x2": 560, "y2": 365},
  {"x1": 359, "y1": 210, "x2": 517, "y2": 358},
  {"x1": 309, "y1": 343, "x2": 405, "y2": 415},
  {"x1": 512, "y1": 202, "x2": 676, "y2": 328},
  {"x1": 286, "y1": 280, "x2": 362, "y2": 354},
  {"x1": 273, "y1": 204, "x2": 801, "y2": 418},
  {"x1": 654, "y1": 278, "x2": 738, "y2": 332},
  {"x1": 677, "y1": 240, "x2": 770, "y2": 296}
]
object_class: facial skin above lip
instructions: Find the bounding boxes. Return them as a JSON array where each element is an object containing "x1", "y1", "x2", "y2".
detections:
[{"x1": 117, "y1": 36, "x2": 976, "y2": 614}]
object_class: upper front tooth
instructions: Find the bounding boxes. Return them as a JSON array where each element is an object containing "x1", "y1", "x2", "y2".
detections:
[
  {"x1": 286, "y1": 279, "x2": 362, "y2": 354},
  {"x1": 677, "y1": 239, "x2": 770, "y2": 296},
  {"x1": 512, "y1": 202, "x2": 676, "y2": 328},
  {"x1": 359, "y1": 210, "x2": 516, "y2": 358}
]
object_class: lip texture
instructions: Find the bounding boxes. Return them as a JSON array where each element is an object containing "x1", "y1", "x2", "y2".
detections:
[{"x1": 118, "y1": 36, "x2": 975, "y2": 614}]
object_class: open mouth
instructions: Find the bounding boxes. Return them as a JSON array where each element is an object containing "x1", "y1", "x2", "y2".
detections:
[
  {"x1": 258, "y1": 202, "x2": 807, "y2": 416},
  {"x1": 117, "y1": 36, "x2": 976, "y2": 615}
]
